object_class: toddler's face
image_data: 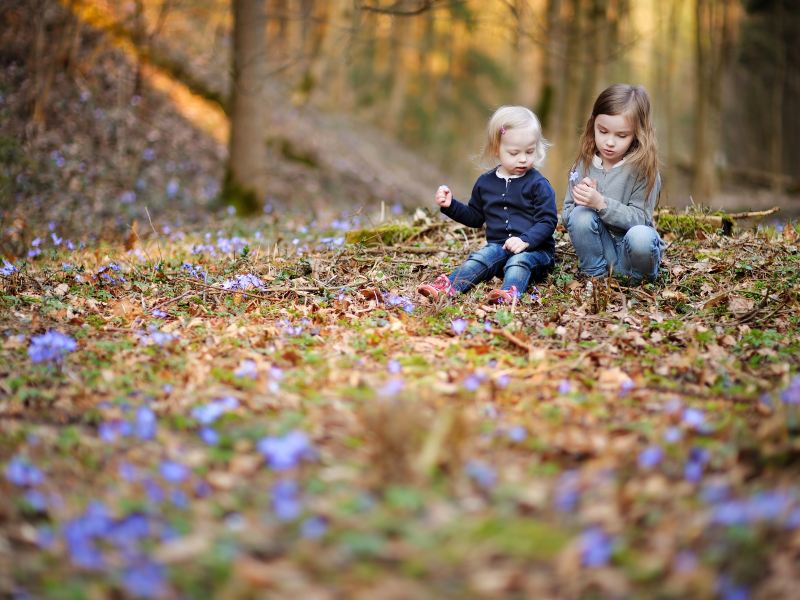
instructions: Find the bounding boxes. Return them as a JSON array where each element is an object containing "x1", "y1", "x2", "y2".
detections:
[
  {"x1": 594, "y1": 113, "x2": 634, "y2": 167},
  {"x1": 497, "y1": 126, "x2": 537, "y2": 177}
]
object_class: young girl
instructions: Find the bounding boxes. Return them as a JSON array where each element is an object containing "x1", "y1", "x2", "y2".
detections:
[
  {"x1": 562, "y1": 84, "x2": 662, "y2": 283},
  {"x1": 417, "y1": 106, "x2": 557, "y2": 304}
]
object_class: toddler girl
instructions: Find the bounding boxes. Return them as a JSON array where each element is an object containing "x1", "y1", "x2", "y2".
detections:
[
  {"x1": 562, "y1": 83, "x2": 662, "y2": 283},
  {"x1": 418, "y1": 106, "x2": 557, "y2": 304}
]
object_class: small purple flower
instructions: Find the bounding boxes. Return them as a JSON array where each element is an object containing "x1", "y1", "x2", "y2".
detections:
[
  {"x1": 257, "y1": 430, "x2": 315, "y2": 470},
  {"x1": 138, "y1": 329, "x2": 177, "y2": 347},
  {"x1": 191, "y1": 396, "x2": 238, "y2": 425},
  {"x1": 271, "y1": 479, "x2": 302, "y2": 521},
  {"x1": 160, "y1": 460, "x2": 189, "y2": 483},
  {"x1": 387, "y1": 359, "x2": 402, "y2": 374},
  {"x1": 637, "y1": 445, "x2": 663, "y2": 469},
  {"x1": 682, "y1": 407, "x2": 705, "y2": 430},
  {"x1": 222, "y1": 273, "x2": 263, "y2": 291},
  {"x1": 780, "y1": 375, "x2": 800, "y2": 405},
  {"x1": 234, "y1": 359, "x2": 258, "y2": 379},
  {"x1": 451, "y1": 318, "x2": 468, "y2": 335},
  {"x1": 554, "y1": 470, "x2": 581, "y2": 512},
  {"x1": 135, "y1": 406, "x2": 157, "y2": 440},
  {"x1": 579, "y1": 527, "x2": 614, "y2": 567},
  {"x1": 462, "y1": 373, "x2": 483, "y2": 392},
  {"x1": 569, "y1": 170, "x2": 580, "y2": 185},
  {"x1": 379, "y1": 378, "x2": 404, "y2": 397},
  {"x1": 716, "y1": 575, "x2": 749, "y2": 600},
  {"x1": 507, "y1": 425, "x2": 527, "y2": 442},
  {"x1": 199, "y1": 427, "x2": 219, "y2": 445},
  {"x1": 166, "y1": 178, "x2": 180, "y2": 198},
  {"x1": 151, "y1": 308, "x2": 168, "y2": 318},
  {"x1": 663, "y1": 426, "x2": 683, "y2": 443},
  {"x1": 558, "y1": 379, "x2": 572, "y2": 395},
  {"x1": 495, "y1": 373, "x2": 510, "y2": 389},
  {"x1": 673, "y1": 550, "x2": 698, "y2": 573},
  {"x1": 28, "y1": 330, "x2": 77, "y2": 363},
  {"x1": 5, "y1": 456, "x2": 44, "y2": 487},
  {"x1": 465, "y1": 459, "x2": 496, "y2": 489},
  {"x1": 1, "y1": 259, "x2": 18, "y2": 276},
  {"x1": 121, "y1": 558, "x2": 166, "y2": 598},
  {"x1": 301, "y1": 515, "x2": 328, "y2": 539}
]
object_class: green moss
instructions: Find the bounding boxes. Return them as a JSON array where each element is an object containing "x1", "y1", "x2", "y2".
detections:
[
  {"x1": 345, "y1": 223, "x2": 419, "y2": 246},
  {"x1": 220, "y1": 169, "x2": 260, "y2": 216},
  {"x1": 656, "y1": 212, "x2": 734, "y2": 237}
]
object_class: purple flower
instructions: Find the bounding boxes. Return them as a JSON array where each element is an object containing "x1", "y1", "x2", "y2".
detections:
[
  {"x1": 580, "y1": 527, "x2": 614, "y2": 567},
  {"x1": 301, "y1": 515, "x2": 328, "y2": 539},
  {"x1": 664, "y1": 426, "x2": 683, "y2": 443},
  {"x1": 569, "y1": 170, "x2": 580, "y2": 185},
  {"x1": 151, "y1": 308, "x2": 168, "y2": 318},
  {"x1": 716, "y1": 576, "x2": 749, "y2": 600},
  {"x1": 199, "y1": 427, "x2": 219, "y2": 445},
  {"x1": 465, "y1": 459, "x2": 496, "y2": 489},
  {"x1": 379, "y1": 378, "x2": 404, "y2": 397},
  {"x1": 673, "y1": 550, "x2": 698, "y2": 573},
  {"x1": 495, "y1": 373, "x2": 510, "y2": 389},
  {"x1": 5, "y1": 456, "x2": 44, "y2": 487},
  {"x1": 0, "y1": 260, "x2": 17, "y2": 276},
  {"x1": 637, "y1": 445, "x2": 663, "y2": 469},
  {"x1": 138, "y1": 329, "x2": 177, "y2": 347},
  {"x1": 257, "y1": 430, "x2": 315, "y2": 470},
  {"x1": 271, "y1": 479, "x2": 302, "y2": 521},
  {"x1": 181, "y1": 262, "x2": 206, "y2": 280},
  {"x1": 135, "y1": 406, "x2": 157, "y2": 440},
  {"x1": 24, "y1": 489, "x2": 48, "y2": 511},
  {"x1": 28, "y1": 330, "x2": 77, "y2": 363},
  {"x1": 682, "y1": 407, "x2": 705, "y2": 430},
  {"x1": 159, "y1": 460, "x2": 189, "y2": 483},
  {"x1": 121, "y1": 558, "x2": 166, "y2": 598},
  {"x1": 222, "y1": 273, "x2": 263, "y2": 291},
  {"x1": 558, "y1": 379, "x2": 572, "y2": 395},
  {"x1": 387, "y1": 359, "x2": 402, "y2": 374},
  {"x1": 780, "y1": 375, "x2": 800, "y2": 405},
  {"x1": 234, "y1": 359, "x2": 258, "y2": 379},
  {"x1": 554, "y1": 470, "x2": 581, "y2": 512},
  {"x1": 451, "y1": 318, "x2": 468, "y2": 335},
  {"x1": 99, "y1": 419, "x2": 132, "y2": 443},
  {"x1": 507, "y1": 425, "x2": 527, "y2": 443},
  {"x1": 462, "y1": 373, "x2": 482, "y2": 392},
  {"x1": 385, "y1": 292, "x2": 414, "y2": 313},
  {"x1": 191, "y1": 396, "x2": 238, "y2": 425}
]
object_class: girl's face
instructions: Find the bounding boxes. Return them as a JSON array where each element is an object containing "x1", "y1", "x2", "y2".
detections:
[
  {"x1": 497, "y1": 126, "x2": 537, "y2": 177},
  {"x1": 594, "y1": 113, "x2": 634, "y2": 167}
]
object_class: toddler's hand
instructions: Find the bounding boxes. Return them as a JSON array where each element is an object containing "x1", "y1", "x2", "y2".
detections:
[
  {"x1": 503, "y1": 237, "x2": 529, "y2": 254},
  {"x1": 435, "y1": 185, "x2": 452, "y2": 208}
]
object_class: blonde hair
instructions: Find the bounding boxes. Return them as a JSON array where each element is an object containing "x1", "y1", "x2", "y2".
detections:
[
  {"x1": 573, "y1": 84, "x2": 660, "y2": 199},
  {"x1": 482, "y1": 106, "x2": 550, "y2": 169}
]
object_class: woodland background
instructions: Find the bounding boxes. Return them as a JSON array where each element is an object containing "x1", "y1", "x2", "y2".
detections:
[{"x1": 1, "y1": 1, "x2": 800, "y2": 599}]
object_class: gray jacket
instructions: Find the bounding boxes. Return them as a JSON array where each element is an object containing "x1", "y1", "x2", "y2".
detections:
[{"x1": 562, "y1": 158, "x2": 661, "y2": 237}]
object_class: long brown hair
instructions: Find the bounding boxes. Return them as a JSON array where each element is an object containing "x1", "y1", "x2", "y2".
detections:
[{"x1": 574, "y1": 84, "x2": 659, "y2": 199}]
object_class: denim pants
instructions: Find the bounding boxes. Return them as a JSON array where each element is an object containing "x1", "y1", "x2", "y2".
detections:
[
  {"x1": 566, "y1": 206, "x2": 662, "y2": 281},
  {"x1": 448, "y1": 243, "x2": 554, "y2": 294}
]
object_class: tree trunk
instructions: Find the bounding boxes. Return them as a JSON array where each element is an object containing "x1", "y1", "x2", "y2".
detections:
[{"x1": 226, "y1": 0, "x2": 270, "y2": 214}]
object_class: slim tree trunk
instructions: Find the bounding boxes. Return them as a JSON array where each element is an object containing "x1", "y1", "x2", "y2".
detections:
[{"x1": 226, "y1": 0, "x2": 270, "y2": 214}]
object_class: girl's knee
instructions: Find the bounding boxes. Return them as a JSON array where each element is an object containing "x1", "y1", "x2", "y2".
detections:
[
  {"x1": 625, "y1": 225, "x2": 659, "y2": 253},
  {"x1": 567, "y1": 207, "x2": 600, "y2": 233}
]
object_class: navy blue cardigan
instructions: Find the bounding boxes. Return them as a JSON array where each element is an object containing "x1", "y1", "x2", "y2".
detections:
[{"x1": 441, "y1": 168, "x2": 557, "y2": 255}]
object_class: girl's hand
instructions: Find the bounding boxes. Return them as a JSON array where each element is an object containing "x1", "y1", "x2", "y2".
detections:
[
  {"x1": 435, "y1": 185, "x2": 452, "y2": 208},
  {"x1": 503, "y1": 237, "x2": 529, "y2": 254},
  {"x1": 572, "y1": 179, "x2": 607, "y2": 211}
]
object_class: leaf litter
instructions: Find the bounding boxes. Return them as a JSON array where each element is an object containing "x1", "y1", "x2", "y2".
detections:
[{"x1": 1, "y1": 213, "x2": 799, "y2": 598}]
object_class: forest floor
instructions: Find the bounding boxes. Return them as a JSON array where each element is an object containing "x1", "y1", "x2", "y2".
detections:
[{"x1": 1, "y1": 213, "x2": 799, "y2": 599}]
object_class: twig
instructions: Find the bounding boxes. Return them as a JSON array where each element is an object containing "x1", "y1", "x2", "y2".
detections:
[{"x1": 176, "y1": 276, "x2": 321, "y2": 300}]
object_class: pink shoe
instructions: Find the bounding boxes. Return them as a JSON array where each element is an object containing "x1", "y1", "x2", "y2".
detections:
[
  {"x1": 487, "y1": 285, "x2": 519, "y2": 305},
  {"x1": 417, "y1": 274, "x2": 456, "y2": 299}
]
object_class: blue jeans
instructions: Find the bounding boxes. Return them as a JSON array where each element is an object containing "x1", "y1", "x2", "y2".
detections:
[
  {"x1": 448, "y1": 243, "x2": 554, "y2": 294},
  {"x1": 566, "y1": 206, "x2": 662, "y2": 281}
]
